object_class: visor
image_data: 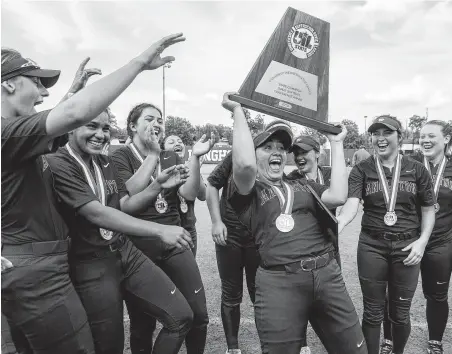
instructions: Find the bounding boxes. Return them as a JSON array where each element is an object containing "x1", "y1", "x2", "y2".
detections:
[
  {"x1": 2, "y1": 57, "x2": 60, "y2": 88},
  {"x1": 368, "y1": 115, "x2": 401, "y2": 133},
  {"x1": 290, "y1": 135, "x2": 320, "y2": 153},
  {"x1": 253, "y1": 120, "x2": 293, "y2": 150}
]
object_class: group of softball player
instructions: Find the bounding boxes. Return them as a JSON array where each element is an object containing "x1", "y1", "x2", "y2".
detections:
[{"x1": 1, "y1": 30, "x2": 451, "y2": 354}]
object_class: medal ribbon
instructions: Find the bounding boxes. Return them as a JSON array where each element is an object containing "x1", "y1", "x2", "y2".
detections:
[
  {"x1": 271, "y1": 181, "x2": 295, "y2": 215},
  {"x1": 129, "y1": 143, "x2": 163, "y2": 199},
  {"x1": 375, "y1": 154, "x2": 402, "y2": 213},
  {"x1": 423, "y1": 156, "x2": 447, "y2": 205},
  {"x1": 66, "y1": 144, "x2": 110, "y2": 239},
  {"x1": 317, "y1": 168, "x2": 324, "y2": 185}
]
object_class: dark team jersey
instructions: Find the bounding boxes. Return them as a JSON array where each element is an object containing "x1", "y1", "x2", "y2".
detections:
[
  {"x1": 1, "y1": 111, "x2": 68, "y2": 244},
  {"x1": 46, "y1": 148, "x2": 128, "y2": 253},
  {"x1": 348, "y1": 155, "x2": 434, "y2": 234},
  {"x1": 409, "y1": 154, "x2": 452, "y2": 240},
  {"x1": 180, "y1": 200, "x2": 196, "y2": 232},
  {"x1": 207, "y1": 152, "x2": 254, "y2": 247},
  {"x1": 111, "y1": 146, "x2": 183, "y2": 227},
  {"x1": 228, "y1": 177, "x2": 331, "y2": 267},
  {"x1": 286, "y1": 165, "x2": 332, "y2": 186}
]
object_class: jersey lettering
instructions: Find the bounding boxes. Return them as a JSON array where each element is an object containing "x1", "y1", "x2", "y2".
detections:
[{"x1": 365, "y1": 180, "x2": 417, "y2": 197}]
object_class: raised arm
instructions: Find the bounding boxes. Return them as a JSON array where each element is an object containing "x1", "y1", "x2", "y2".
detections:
[
  {"x1": 46, "y1": 33, "x2": 185, "y2": 137},
  {"x1": 222, "y1": 93, "x2": 256, "y2": 194},
  {"x1": 320, "y1": 125, "x2": 348, "y2": 207}
]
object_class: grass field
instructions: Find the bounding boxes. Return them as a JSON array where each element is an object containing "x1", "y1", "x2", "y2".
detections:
[{"x1": 123, "y1": 165, "x2": 452, "y2": 354}]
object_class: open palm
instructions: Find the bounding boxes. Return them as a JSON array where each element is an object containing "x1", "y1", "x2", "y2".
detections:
[
  {"x1": 192, "y1": 134, "x2": 215, "y2": 157},
  {"x1": 156, "y1": 165, "x2": 189, "y2": 189}
]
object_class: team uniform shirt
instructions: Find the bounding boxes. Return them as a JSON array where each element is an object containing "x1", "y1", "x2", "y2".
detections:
[
  {"x1": 409, "y1": 154, "x2": 452, "y2": 241},
  {"x1": 1, "y1": 111, "x2": 68, "y2": 244},
  {"x1": 227, "y1": 177, "x2": 330, "y2": 267},
  {"x1": 111, "y1": 146, "x2": 184, "y2": 227},
  {"x1": 348, "y1": 155, "x2": 435, "y2": 234},
  {"x1": 46, "y1": 148, "x2": 128, "y2": 254},
  {"x1": 207, "y1": 152, "x2": 254, "y2": 247}
]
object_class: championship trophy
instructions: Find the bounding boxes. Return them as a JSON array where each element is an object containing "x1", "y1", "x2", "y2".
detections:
[{"x1": 230, "y1": 7, "x2": 340, "y2": 134}]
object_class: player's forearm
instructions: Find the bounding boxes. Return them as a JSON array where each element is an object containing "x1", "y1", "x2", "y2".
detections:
[
  {"x1": 179, "y1": 155, "x2": 200, "y2": 201},
  {"x1": 125, "y1": 152, "x2": 160, "y2": 195},
  {"x1": 47, "y1": 59, "x2": 143, "y2": 137},
  {"x1": 80, "y1": 200, "x2": 164, "y2": 239},
  {"x1": 197, "y1": 176, "x2": 207, "y2": 201},
  {"x1": 327, "y1": 141, "x2": 348, "y2": 203},
  {"x1": 337, "y1": 198, "x2": 360, "y2": 228},
  {"x1": 206, "y1": 183, "x2": 223, "y2": 224},
  {"x1": 120, "y1": 182, "x2": 163, "y2": 215},
  {"x1": 419, "y1": 205, "x2": 435, "y2": 243}
]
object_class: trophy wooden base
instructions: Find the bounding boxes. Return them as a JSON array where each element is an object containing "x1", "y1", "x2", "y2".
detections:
[{"x1": 230, "y1": 94, "x2": 341, "y2": 135}]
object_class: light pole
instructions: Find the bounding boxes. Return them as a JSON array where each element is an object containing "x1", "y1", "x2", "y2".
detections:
[
  {"x1": 162, "y1": 63, "x2": 171, "y2": 120},
  {"x1": 364, "y1": 116, "x2": 368, "y2": 148}
]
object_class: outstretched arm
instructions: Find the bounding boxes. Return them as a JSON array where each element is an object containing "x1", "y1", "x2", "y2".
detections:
[{"x1": 46, "y1": 33, "x2": 185, "y2": 137}]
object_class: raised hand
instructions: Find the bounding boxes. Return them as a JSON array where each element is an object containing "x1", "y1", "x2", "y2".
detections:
[
  {"x1": 69, "y1": 57, "x2": 102, "y2": 94},
  {"x1": 192, "y1": 134, "x2": 215, "y2": 157},
  {"x1": 326, "y1": 124, "x2": 347, "y2": 143},
  {"x1": 160, "y1": 225, "x2": 193, "y2": 250},
  {"x1": 222, "y1": 92, "x2": 242, "y2": 112},
  {"x1": 144, "y1": 121, "x2": 161, "y2": 152},
  {"x1": 135, "y1": 33, "x2": 186, "y2": 71},
  {"x1": 155, "y1": 164, "x2": 189, "y2": 189}
]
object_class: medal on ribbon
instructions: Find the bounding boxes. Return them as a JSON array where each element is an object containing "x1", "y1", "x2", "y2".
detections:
[
  {"x1": 66, "y1": 144, "x2": 113, "y2": 240},
  {"x1": 375, "y1": 154, "x2": 402, "y2": 227},
  {"x1": 179, "y1": 195, "x2": 188, "y2": 213},
  {"x1": 317, "y1": 168, "x2": 324, "y2": 185},
  {"x1": 423, "y1": 156, "x2": 447, "y2": 214},
  {"x1": 130, "y1": 144, "x2": 168, "y2": 214},
  {"x1": 271, "y1": 181, "x2": 295, "y2": 233}
]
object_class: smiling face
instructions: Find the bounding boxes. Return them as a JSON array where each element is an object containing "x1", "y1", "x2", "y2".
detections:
[
  {"x1": 371, "y1": 127, "x2": 401, "y2": 159},
  {"x1": 255, "y1": 137, "x2": 288, "y2": 182},
  {"x1": 164, "y1": 135, "x2": 185, "y2": 159},
  {"x1": 420, "y1": 123, "x2": 450, "y2": 159},
  {"x1": 292, "y1": 147, "x2": 319, "y2": 174},
  {"x1": 130, "y1": 106, "x2": 165, "y2": 145},
  {"x1": 70, "y1": 111, "x2": 111, "y2": 157},
  {"x1": 3, "y1": 76, "x2": 49, "y2": 117}
]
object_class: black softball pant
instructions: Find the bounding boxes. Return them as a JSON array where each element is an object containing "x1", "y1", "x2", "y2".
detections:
[
  {"x1": 357, "y1": 231, "x2": 420, "y2": 354},
  {"x1": 255, "y1": 258, "x2": 366, "y2": 354},
  {"x1": 383, "y1": 232, "x2": 452, "y2": 343},
  {"x1": 71, "y1": 237, "x2": 193, "y2": 354},
  {"x1": 215, "y1": 242, "x2": 260, "y2": 350},
  {"x1": 127, "y1": 239, "x2": 209, "y2": 354},
  {"x1": 1, "y1": 240, "x2": 95, "y2": 354}
]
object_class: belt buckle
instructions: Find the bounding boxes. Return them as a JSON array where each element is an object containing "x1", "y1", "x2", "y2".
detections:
[
  {"x1": 300, "y1": 258, "x2": 316, "y2": 271},
  {"x1": 383, "y1": 233, "x2": 393, "y2": 241}
]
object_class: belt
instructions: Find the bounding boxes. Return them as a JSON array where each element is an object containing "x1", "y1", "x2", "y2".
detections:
[
  {"x1": 73, "y1": 234, "x2": 126, "y2": 259},
  {"x1": 261, "y1": 251, "x2": 335, "y2": 272},
  {"x1": 362, "y1": 228, "x2": 418, "y2": 241},
  {"x1": 1, "y1": 239, "x2": 70, "y2": 256}
]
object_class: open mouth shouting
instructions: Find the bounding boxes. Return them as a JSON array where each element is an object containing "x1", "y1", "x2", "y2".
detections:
[
  {"x1": 153, "y1": 126, "x2": 161, "y2": 137},
  {"x1": 421, "y1": 142, "x2": 433, "y2": 152},
  {"x1": 269, "y1": 156, "x2": 283, "y2": 172},
  {"x1": 173, "y1": 145, "x2": 183, "y2": 153}
]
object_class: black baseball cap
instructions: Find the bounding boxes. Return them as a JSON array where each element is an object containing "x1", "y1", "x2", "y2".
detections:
[
  {"x1": 253, "y1": 120, "x2": 293, "y2": 150},
  {"x1": 290, "y1": 135, "x2": 320, "y2": 153},
  {"x1": 368, "y1": 115, "x2": 402, "y2": 133},
  {"x1": 1, "y1": 56, "x2": 60, "y2": 88}
]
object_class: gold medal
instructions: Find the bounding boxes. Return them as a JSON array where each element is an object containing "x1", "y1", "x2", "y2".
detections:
[
  {"x1": 179, "y1": 195, "x2": 188, "y2": 214},
  {"x1": 271, "y1": 181, "x2": 295, "y2": 233},
  {"x1": 100, "y1": 228, "x2": 113, "y2": 240}
]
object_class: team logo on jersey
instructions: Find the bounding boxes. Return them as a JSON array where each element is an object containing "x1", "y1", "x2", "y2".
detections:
[{"x1": 287, "y1": 23, "x2": 319, "y2": 59}]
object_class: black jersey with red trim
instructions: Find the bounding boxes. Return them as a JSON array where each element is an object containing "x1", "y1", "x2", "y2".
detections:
[
  {"x1": 207, "y1": 152, "x2": 254, "y2": 247},
  {"x1": 227, "y1": 177, "x2": 330, "y2": 267},
  {"x1": 46, "y1": 147, "x2": 128, "y2": 253},
  {"x1": 1, "y1": 111, "x2": 69, "y2": 244},
  {"x1": 111, "y1": 146, "x2": 183, "y2": 226},
  {"x1": 409, "y1": 153, "x2": 452, "y2": 240},
  {"x1": 348, "y1": 155, "x2": 434, "y2": 234}
]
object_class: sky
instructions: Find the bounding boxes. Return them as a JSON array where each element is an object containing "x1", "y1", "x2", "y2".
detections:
[{"x1": 2, "y1": 1, "x2": 451, "y2": 135}]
